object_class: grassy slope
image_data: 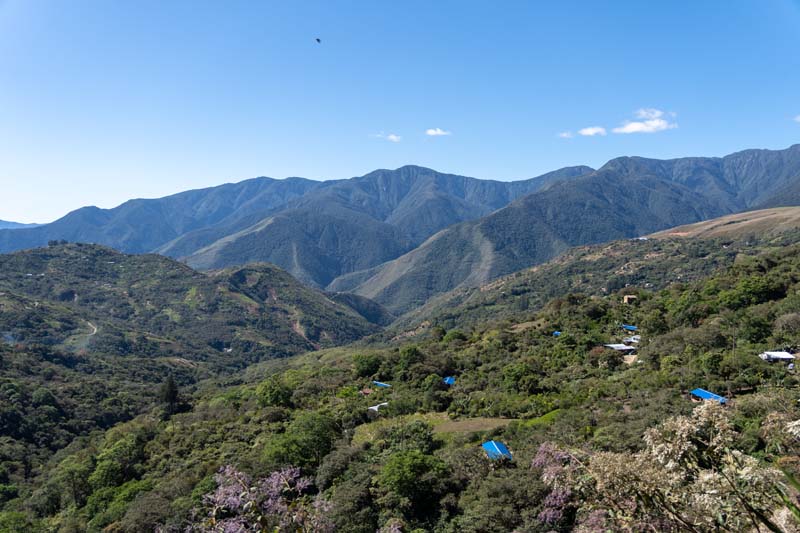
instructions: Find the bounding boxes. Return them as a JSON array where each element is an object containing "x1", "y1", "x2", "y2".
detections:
[{"x1": 649, "y1": 206, "x2": 800, "y2": 239}]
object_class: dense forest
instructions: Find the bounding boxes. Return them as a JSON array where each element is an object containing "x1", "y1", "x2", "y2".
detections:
[{"x1": 3, "y1": 234, "x2": 800, "y2": 531}]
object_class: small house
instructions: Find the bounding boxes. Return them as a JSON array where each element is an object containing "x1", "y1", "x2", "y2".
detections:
[
  {"x1": 443, "y1": 376, "x2": 456, "y2": 386},
  {"x1": 759, "y1": 351, "x2": 796, "y2": 363},
  {"x1": 621, "y1": 324, "x2": 638, "y2": 332},
  {"x1": 482, "y1": 440, "x2": 513, "y2": 461},
  {"x1": 604, "y1": 343, "x2": 636, "y2": 353},
  {"x1": 623, "y1": 335, "x2": 641, "y2": 344},
  {"x1": 690, "y1": 388, "x2": 727, "y2": 405},
  {"x1": 623, "y1": 295, "x2": 638, "y2": 304}
]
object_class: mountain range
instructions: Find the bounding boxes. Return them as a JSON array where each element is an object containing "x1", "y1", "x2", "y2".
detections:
[
  {"x1": 332, "y1": 144, "x2": 800, "y2": 313},
  {"x1": 2, "y1": 144, "x2": 800, "y2": 314},
  {"x1": 0, "y1": 220, "x2": 39, "y2": 230},
  {"x1": 0, "y1": 166, "x2": 592, "y2": 286}
]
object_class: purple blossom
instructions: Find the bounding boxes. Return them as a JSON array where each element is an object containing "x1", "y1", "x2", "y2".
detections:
[
  {"x1": 531, "y1": 442, "x2": 571, "y2": 469},
  {"x1": 576, "y1": 510, "x2": 607, "y2": 532},
  {"x1": 538, "y1": 487, "x2": 572, "y2": 524},
  {"x1": 187, "y1": 465, "x2": 334, "y2": 532}
]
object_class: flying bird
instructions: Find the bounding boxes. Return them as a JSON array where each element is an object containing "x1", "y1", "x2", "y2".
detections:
[{"x1": 315, "y1": 38, "x2": 321, "y2": 43}]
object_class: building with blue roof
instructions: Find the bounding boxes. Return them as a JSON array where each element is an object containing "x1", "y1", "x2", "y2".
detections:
[
  {"x1": 372, "y1": 381, "x2": 391, "y2": 388},
  {"x1": 482, "y1": 440, "x2": 512, "y2": 460},
  {"x1": 443, "y1": 376, "x2": 456, "y2": 386},
  {"x1": 553, "y1": 331, "x2": 561, "y2": 337},
  {"x1": 622, "y1": 324, "x2": 638, "y2": 332},
  {"x1": 690, "y1": 388, "x2": 726, "y2": 404}
]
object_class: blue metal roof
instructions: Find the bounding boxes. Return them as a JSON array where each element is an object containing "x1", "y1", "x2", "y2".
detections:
[
  {"x1": 690, "y1": 388, "x2": 726, "y2": 404},
  {"x1": 553, "y1": 331, "x2": 562, "y2": 337},
  {"x1": 622, "y1": 324, "x2": 638, "y2": 331},
  {"x1": 482, "y1": 440, "x2": 512, "y2": 460},
  {"x1": 443, "y1": 376, "x2": 456, "y2": 386},
  {"x1": 371, "y1": 381, "x2": 391, "y2": 388}
]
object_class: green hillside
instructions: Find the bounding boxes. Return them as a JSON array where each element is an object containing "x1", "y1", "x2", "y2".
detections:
[
  {"x1": 0, "y1": 243, "x2": 380, "y2": 367},
  {"x1": 394, "y1": 227, "x2": 800, "y2": 335},
  {"x1": 6, "y1": 234, "x2": 800, "y2": 531},
  {"x1": 0, "y1": 242, "x2": 382, "y2": 515}
]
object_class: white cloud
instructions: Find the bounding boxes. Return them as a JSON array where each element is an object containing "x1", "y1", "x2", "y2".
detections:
[
  {"x1": 557, "y1": 131, "x2": 574, "y2": 139},
  {"x1": 578, "y1": 126, "x2": 607, "y2": 137},
  {"x1": 794, "y1": 115, "x2": 800, "y2": 123},
  {"x1": 612, "y1": 108, "x2": 677, "y2": 134},
  {"x1": 425, "y1": 127, "x2": 451, "y2": 136},
  {"x1": 634, "y1": 108, "x2": 664, "y2": 120},
  {"x1": 372, "y1": 132, "x2": 402, "y2": 143}
]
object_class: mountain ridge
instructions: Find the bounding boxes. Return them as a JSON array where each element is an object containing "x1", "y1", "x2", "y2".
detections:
[
  {"x1": 332, "y1": 145, "x2": 800, "y2": 313},
  {"x1": 0, "y1": 165, "x2": 594, "y2": 289},
  {"x1": 0, "y1": 219, "x2": 40, "y2": 229},
  {"x1": 3, "y1": 144, "x2": 800, "y2": 313}
]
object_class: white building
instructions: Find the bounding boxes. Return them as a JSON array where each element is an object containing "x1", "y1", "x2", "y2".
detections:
[{"x1": 759, "y1": 351, "x2": 796, "y2": 363}]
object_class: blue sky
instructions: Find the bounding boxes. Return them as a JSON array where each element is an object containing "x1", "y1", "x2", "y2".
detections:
[{"x1": 1, "y1": 0, "x2": 799, "y2": 223}]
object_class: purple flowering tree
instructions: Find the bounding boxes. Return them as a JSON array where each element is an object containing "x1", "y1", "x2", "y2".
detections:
[{"x1": 186, "y1": 465, "x2": 334, "y2": 533}]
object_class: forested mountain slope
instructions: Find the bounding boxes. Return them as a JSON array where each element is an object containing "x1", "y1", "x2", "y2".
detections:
[
  {"x1": 333, "y1": 145, "x2": 800, "y2": 314},
  {"x1": 333, "y1": 171, "x2": 724, "y2": 313},
  {"x1": 0, "y1": 243, "x2": 380, "y2": 366},
  {"x1": 7, "y1": 230, "x2": 800, "y2": 531},
  {"x1": 394, "y1": 224, "x2": 800, "y2": 335},
  {"x1": 178, "y1": 165, "x2": 594, "y2": 285},
  {"x1": 0, "y1": 242, "x2": 384, "y2": 525}
]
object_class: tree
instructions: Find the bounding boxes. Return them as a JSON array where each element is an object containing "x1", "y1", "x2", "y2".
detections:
[
  {"x1": 376, "y1": 450, "x2": 450, "y2": 519},
  {"x1": 384, "y1": 420, "x2": 437, "y2": 454},
  {"x1": 257, "y1": 376, "x2": 293, "y2": 408},
  {"x1": 453, "y1": 469, "x2": 548, "y2": 532},
  {"x1": 263, "y1": 412, "x2": 339, "y2": 469},
  {"x1": 353, "y1": 354, "x2": 381, "y2": 378},
  {"x1": 159, "y1": 376, "x2": 179, "y2": 415},
  {"x1": 187, "y1": 465, "x2": 333, "y2": 533}
]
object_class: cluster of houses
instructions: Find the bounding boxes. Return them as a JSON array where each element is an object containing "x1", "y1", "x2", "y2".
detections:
[
  {"x1": 357, "y1": 324, "x2": 797, "y2": 462},
  {"x1": 603, "y1": 324, "x2": 641, "y2": 356}
]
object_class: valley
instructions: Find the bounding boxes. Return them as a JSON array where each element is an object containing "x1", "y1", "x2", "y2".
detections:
[
  {"x1": 5, "y1": 4, "x2": 799, "y2": 531},
  {"x1": 3, "y1": 207, "x2": 800, "y2": 530}
]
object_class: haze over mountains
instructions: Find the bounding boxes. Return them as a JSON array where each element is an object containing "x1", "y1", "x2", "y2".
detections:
[
  {"x1": 2, "y1": 144, "x2": 800, "y2": 314},
  {"x1": 0, "y1": 220, "x2": 39, "y2": 230}
]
